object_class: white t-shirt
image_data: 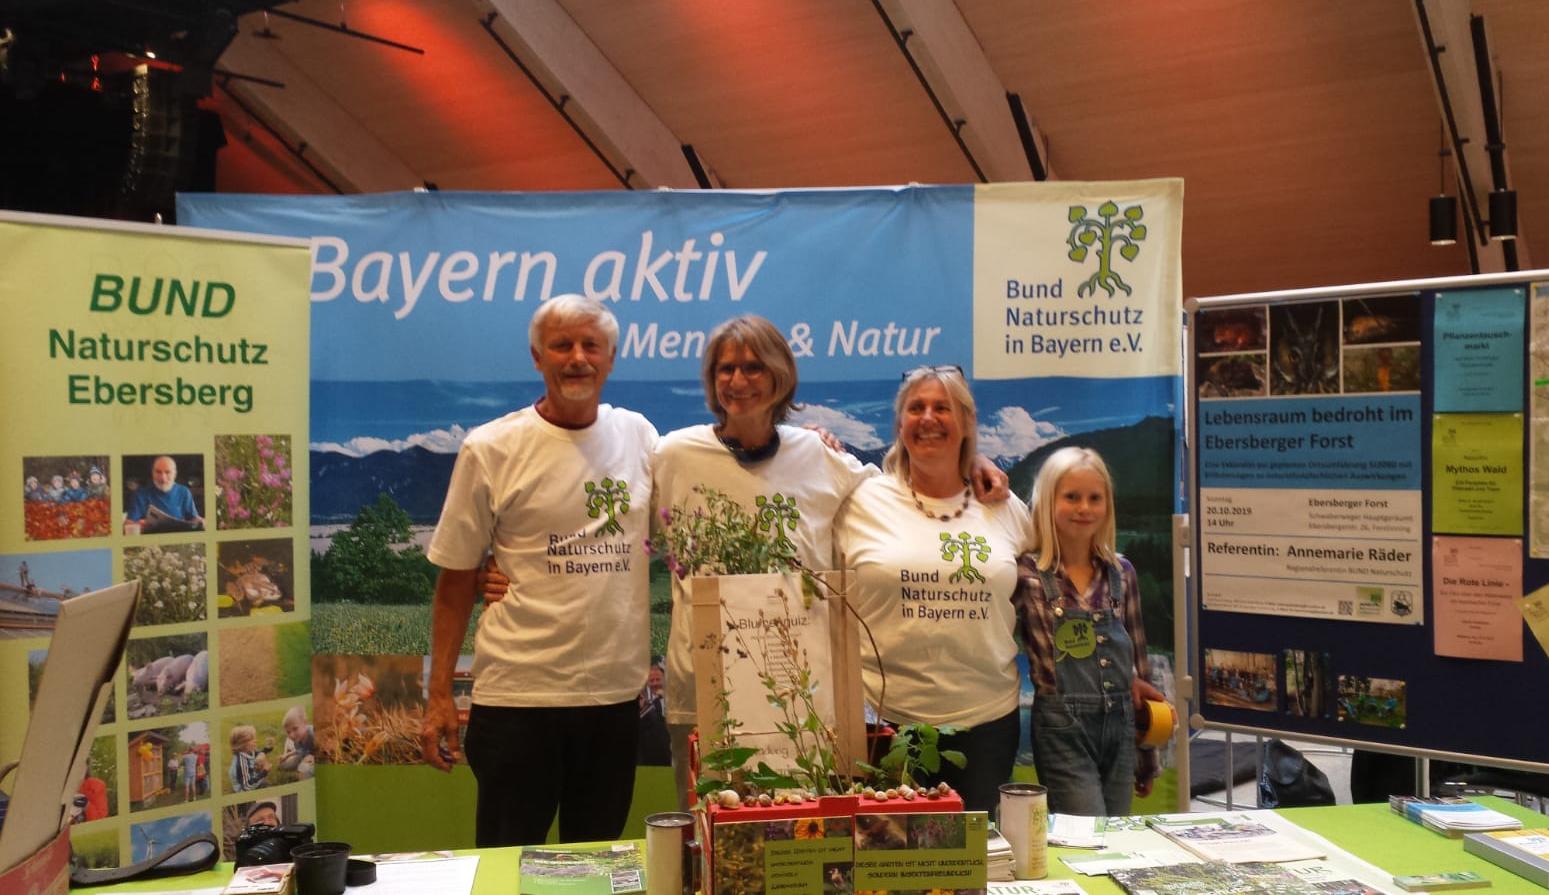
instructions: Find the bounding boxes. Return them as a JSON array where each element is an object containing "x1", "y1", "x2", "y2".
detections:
[
  {"x1": 654, "y1": 424, "x2": 872, "y2": 724},
  {"x1": 837, "y1": 474, "x2": 1030, "y2": 728},
  {"x1": 427, "y1": 404, "x2": 657, "y2": 707}
]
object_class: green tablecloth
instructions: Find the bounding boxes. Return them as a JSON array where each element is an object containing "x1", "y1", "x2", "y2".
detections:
[{"x1": 75, "y1": 797, "x2": 1548, "y2": 894}]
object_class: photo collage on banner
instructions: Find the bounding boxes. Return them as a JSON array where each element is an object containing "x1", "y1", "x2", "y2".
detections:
[
  {"x1": 179, "y1": 181, "x2": 1183, "y2": 843},
  {"x1": 1196, "y1": 293, "x2": 1425, "y2": 727},
  {"x1": 0, "y1": 213, "x2": 315, "y2": 866}
]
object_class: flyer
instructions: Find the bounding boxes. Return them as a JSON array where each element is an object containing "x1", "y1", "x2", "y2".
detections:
[
  {"x1": 1432, "y1": 413, "x2": 1524, "y2": 536},
  {"x1": 1432, "y1": 536, "x2": 1524, "y2": 661},
  {"x1": 1434, "y1": 287, "x2": 1526, "y2": 413},
  {"x1": 1197, "y1": 395, "x2": 1422, "y2": 623},
  {"x1": 1521, "y1": 583, "x2": 1549, "y2": 661}
]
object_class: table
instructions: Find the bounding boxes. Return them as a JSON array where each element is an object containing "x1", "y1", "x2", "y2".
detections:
[{"x1": 76, "y1": 798, "x2": 1548, "y2": 894}]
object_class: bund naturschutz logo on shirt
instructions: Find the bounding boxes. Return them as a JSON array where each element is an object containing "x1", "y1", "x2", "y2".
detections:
[{"x1": 544, "y1": 479, "x2": 634, "y2": 576}]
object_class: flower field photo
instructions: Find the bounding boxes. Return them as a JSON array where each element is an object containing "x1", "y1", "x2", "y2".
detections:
[
  {"x1": 215, "y1": 434, "x2": 293, "y2": 530},
  {"x1": 125, "y1": 542, "x2": 208, "y2": 627}
]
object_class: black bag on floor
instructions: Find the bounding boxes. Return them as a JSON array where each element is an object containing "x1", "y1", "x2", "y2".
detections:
[{"x1": 1258, "y1": 738, "x2": 1336, "y2": 807}]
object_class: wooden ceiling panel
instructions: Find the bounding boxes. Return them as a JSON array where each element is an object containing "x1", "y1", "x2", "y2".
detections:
[
  {"x1": 960, "y1": 0, "x2": 1472, "y2": 297},
  {"x1": 556, "y1": 0, "x2": 977, "y2": 187},
  {"x1": 224, "y1": 0, "x2": 618, "y2": 190},
  {"x1": 201, "y1": 0, "x2": 1545, "y2": 296}
]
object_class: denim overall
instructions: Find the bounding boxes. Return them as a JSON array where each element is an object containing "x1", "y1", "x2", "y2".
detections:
[{"x1": 1031, "y1": 561, "x2": 1137, "y2": 816}]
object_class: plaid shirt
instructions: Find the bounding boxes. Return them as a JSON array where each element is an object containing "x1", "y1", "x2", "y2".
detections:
[{"x1": 1014, "y1": 553, "x2": 1150, "y2": 695}]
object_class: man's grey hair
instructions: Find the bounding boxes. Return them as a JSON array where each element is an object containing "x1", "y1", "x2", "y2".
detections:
[{"x1": 528, "y1": 294, "x2": 620, "y2": 354}]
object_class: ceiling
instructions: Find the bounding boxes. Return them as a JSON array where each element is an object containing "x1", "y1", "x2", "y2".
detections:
[{"x1": 66, "y1": 1, "x2": 1549, "y2": 299}]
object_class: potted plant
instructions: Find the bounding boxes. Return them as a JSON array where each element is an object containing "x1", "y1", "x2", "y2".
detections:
[{"x1": 651, "y1": 488, "x2": 966, "y2": 894}]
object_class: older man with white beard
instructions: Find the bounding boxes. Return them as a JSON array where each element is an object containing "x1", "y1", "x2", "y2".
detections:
[
  {"x1": 124, "y1": 455, "x2": 204, "y2": 533},
  {"x1": 420, "y1": 293, "x2": 656, "y2": 848}
]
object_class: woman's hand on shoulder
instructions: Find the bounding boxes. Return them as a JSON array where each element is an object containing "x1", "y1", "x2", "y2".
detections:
[
  {"x1": 970, "y1": 454, "x2": 1011, "y2": 503},
  {"x1": 479, "y1": 554, "x2": 509, "y2": 604},
  {"x1": 803, "y1": 424, "x2": 848, "y2": 455}
]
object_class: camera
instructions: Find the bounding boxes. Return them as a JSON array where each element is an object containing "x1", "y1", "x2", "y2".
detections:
[{"x1": 234, "y1": 822, "x2": 315, "y2": 867}]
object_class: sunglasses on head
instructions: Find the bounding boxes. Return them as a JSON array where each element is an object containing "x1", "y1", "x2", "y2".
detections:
[{"x1": 901, "y1": 364, "x2": 965, "y2": 381}]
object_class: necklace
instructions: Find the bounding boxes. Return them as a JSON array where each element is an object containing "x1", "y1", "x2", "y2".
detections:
[
  {"x1": 715, "y1": 427, "x2": 780, "y2": 464},
  {"x1": 909, "y1": 477, "x2": 971, "y2": 522}
]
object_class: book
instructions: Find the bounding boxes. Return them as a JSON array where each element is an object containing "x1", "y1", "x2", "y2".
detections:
[
  {"x1": 1462, "y1": 829, "x2": 1549, "y2": 887},
  {"x1": 987, "y1": 826, "x2": 1015, "y2": 882},
  {"x1": 223, "y1": 862, "x2": 294, "y2": 895},
  {"x1": 1111, "y1": 860, "x2": 1312, "y2": 895},
  {"x1": 1390, "y1": 796, "x2": 1523, "y2": 837},
  {"x1": 1145, "y1": 815, "x2": 1325, "y2": 864},
  {"x1": 518, "y1": 843, "x2": 645, "y2": 895},
  {"x1": 1392, "y1": 871, "x2": 1491, "y2": 891},
  {"x1": 989, "y1": 881, "x2": 1089, "y2": 894},
  {"x1": 1049, "y1": 814, "x2": 1107, "y2": 849},
  {"x1": 1061, "y1": 851, "x2": 1171, "y2": 876}
]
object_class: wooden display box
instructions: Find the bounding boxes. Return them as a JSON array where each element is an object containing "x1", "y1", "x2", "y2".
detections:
[{"x1": 698, "y1": 790, "x2": 968, "y2": 895}]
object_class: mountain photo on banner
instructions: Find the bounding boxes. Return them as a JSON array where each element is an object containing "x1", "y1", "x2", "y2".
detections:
[{"x1": 307, "y1": 375, "x2": 1174, "y2": 656}]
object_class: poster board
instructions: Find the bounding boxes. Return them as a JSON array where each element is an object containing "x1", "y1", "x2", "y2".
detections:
[
  {"x1": 1187, "y1": 270, "x2": 1549, "y2": 771},
  {"x1": 0, "y1": 210, "x2": 317, "y2": 870}
]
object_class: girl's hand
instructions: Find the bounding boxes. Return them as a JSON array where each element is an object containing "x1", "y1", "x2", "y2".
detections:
[{"x1": 1132, "y1": 676, "x2": 1166, "y2": 712}]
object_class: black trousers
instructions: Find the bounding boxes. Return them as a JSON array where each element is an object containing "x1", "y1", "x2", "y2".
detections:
[
  {"x1": 464, "y1": 701, "x2": 638, "y2": 847},
  {"x1": 876, "y1": 707, "x2": 1021, "y2": 815}
]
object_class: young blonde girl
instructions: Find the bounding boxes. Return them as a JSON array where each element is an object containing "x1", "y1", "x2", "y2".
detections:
[{"x1": 1016, "y1": 447, "x2": 1162, "y2": 816}]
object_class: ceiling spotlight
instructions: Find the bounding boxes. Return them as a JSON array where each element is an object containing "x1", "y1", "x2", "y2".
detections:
[
  {"x1": 1428, "y1": 123, "x2": 1459, "y2": 248},
  {"x1": 1489, "y1": 189, "x2": 1517, "y2": 241},
  {"x1": 1429, "y1": 195, "x2": 1458, "y2": 246}
]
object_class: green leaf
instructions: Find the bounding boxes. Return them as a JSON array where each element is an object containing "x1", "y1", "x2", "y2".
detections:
[
  {"x1": 1079, "y1": 230, "x2": 1097, "y2": 246},
  {"x1": 749, "y1": 767, "x2": 799, "y2": 789},
  {"x1": 1068, "y1": 206, "x2": 1086, "y2": 222},
  {"x1": 1130, "y1": 224, "x2": 1147, "y2": 240},
  {"x1": 919, "y1": 745, "x2": 941, "y2": 774},
  {"x1": 941, "y1": 749, "x2": 967, "y2": 769},
  {"x1": 695, "y1": 778, "x2": 726, "y2": 797},
  {"x1": 1124, "y1": 205, "x2": 1143, "y2": 221},
  {"x1": 1119, "y1": 243, "x2": 1139, "y2": 261},
  {"x1": 1099, "y1": 200, "x2": 1119, "y2": 217},
  {"x1": 1068, "y1": 247, "x2": 1087, "y2": 263},
  {"x1": 914, "y1": 724, "x2": 939, "y2": 746},
  {"x1": 703, "y1": 746, "x2": 757, "y2": 770}
]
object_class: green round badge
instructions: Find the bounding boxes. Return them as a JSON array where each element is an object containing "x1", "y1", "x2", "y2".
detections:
[{"x1": 1054, "y1": 617, "x2": 1096, "y2": 660}]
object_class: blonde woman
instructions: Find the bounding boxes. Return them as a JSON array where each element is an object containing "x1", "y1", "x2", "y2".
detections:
[
  {"x1": 836, "y1": 366, "x2": 1029, "y2": 812},
  {"x1": 1017, "y1": 447, "x2": 1162, "y2": 816}
]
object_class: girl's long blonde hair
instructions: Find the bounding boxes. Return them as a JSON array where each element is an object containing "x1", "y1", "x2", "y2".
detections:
[{"x1": 1028, "y1": 446, "x2": 1118, "y2": 572}]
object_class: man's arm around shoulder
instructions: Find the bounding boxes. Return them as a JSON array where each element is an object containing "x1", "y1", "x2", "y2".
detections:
[{"x1": 420, "y1": 566, "x2": 479, "y2": 772}]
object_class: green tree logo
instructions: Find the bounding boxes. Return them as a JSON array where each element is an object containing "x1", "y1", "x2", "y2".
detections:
[
  {"x1": 584, "y1": 478, "x2": 631, "y2": 536},
  {"x1": 1067, "y1": 200, "x2": 1147, "y2": 298},
  {"x1": 939, "y1": 531, "x2": 990, "y2": 584},
  {"x1": 754, "y1": 493, "x2": 800, "y2": 552}
]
